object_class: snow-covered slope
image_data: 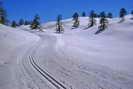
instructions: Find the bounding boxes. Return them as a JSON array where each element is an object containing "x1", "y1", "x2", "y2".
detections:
[
  {"x1": 0, "y1": 25, "x2": 39, "y2": 63},
  {"x1": 34, "y1": 15, "x2": 133, "y2": 89},
  {"x1": 0, "y1": 15, "x2": 133, "y2": 89},
  {"x1": 0, "y1": 25, "x2": 40, "y2": 89}
]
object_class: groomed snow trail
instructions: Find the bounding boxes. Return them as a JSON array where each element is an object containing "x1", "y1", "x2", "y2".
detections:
[{"x1": 13, "y1": 33, "x2": 69, "y2": 89}]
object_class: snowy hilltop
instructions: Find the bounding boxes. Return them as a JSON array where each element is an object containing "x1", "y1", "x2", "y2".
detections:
[{"x1": 0, "y1": 15, "x2": 133, "y2": 89}]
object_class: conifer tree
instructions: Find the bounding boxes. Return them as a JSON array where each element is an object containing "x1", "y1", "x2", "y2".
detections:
[
  {"x1": 56, "y1": 15, "x2": 64, "y2": 33},
  {"x1": 95, "y1": 17, "x2": 108, "y2": 34},
  {"x1": 11, "y1": 21, "x2": 17, "y2": 28},
  {"x1": 97, "y1": 14, "x2": 101, "y2": 18},
  {"x1": 100, "y1": 11, "x2": 106, "y2": 18},
  {"x1": 19, "y1": 19, "x2": 24, "y2": 26},
  {"x1": 120, "y1": 8, "x2": 127, "y2": 18},
  {"x1": 0, "y1": 1, "x2": 7, "y2": 24},
  {"x1": 24, "y1": 20, "x2": 31, "y2": 25},
  {"x1": 131, "y1": 10, "x2": 133, "y2": 20},
  {"x1": 72, "y1": 12, "x2": 79, "y2": 20},
  {"x1": 82, "y1": 12, "x2": 86, "y2": 17},
  {"x1": 131, "y1": 10, "x2": 133, "y2": 15},
  {"x1": 88, "y1": 10, "x2": 96, "y2": 27},
  {"x1": 99, "y1": 17, "x2": 108, "y2": 29},
  {"x1": 24, "y1": 20, "x2": 29, "y2": 25},
  {"x1": 119, "y1": 8, "x2": 127, "y2": 22},
  {"x1": 107, "y1": 13, "x2": 113, "y2": 18},
  {"x1": 93, "y1": 12, "x2": 98, "y2": 18},
  {"x1": 72, "y1": 12, "x2": 80, "y2": 28},
  {"x1": 30, "y1": 14, "x2": 41, "y2": 30}
]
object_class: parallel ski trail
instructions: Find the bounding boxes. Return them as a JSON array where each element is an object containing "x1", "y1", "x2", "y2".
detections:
[{"x1": 29, "y1": 56, "x2": 67, "y2": 89}]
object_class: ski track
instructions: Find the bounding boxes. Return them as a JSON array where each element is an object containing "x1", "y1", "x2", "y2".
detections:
[{"x1": 29, "y1": 56, "x2": 67, "y2": 89}]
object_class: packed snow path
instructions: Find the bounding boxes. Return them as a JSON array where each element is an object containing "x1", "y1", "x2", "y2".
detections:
[
  {"x1": 29, "y1": 56, "x2": 67, "y2": 89},
  {"x1": 16, "y1": 34, "x2": 69, "y2": 89}
]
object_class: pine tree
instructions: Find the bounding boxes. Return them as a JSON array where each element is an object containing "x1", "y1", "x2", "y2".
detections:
[
  {"x1": 97, "y1": 14, "x2": 101, "y2": 18},
  {"x1": 93, "y1": 12, "x2": 98, "y2": 18},
  {"x1": 19, "y1": 19, "x2": 24, "y2": 26},
  {"x1": 107, "y1": 13, "x2": 113, "y2": 18},
  {"x1": 130, "y1": 10, "x2": 133, "y2": 20},
  {"x1": 72, "y1": 12, "x2": 79, "y2": 20},
  {"x1": 30, "y1": 14, "x2": 41, "y2": 30},
  {"x1": 82, "y1": 12, "x2": 86, "y2": 17},
  {"x1": 11, "y1": 21, "x2": 17, "y2": 28},
  {"x1": 24, "y1": 20, "x2": 31, "y2": 25},
  {"x1": 72, "y1": 12, "x2": 80, "y2": 28},
  {"x1": 99, "y1": 11, "x2": 106, "y2": 18},
  {"x1": 88, "y1": 10, "x2": 96, "y2": 27},
  {"x1": 119, "y1": 8, "x2": 127, "y2": 22},
  {"x1": 95, "y1": 17, "x2": 108, "y2": 34},
  {"x1": 131, "y1": 10, "x2": 133, "y2": 15},
  {"x1": 0, "y1": 1, "x2": 7, "y2": 24},
  {"x1": 120, "y1": 8, "x2": 127, "y2": 18},
  {"x1": 56, "y1": 15, "x2": 64, "y2": 33},
  {"x1": 100, "y1": 17, "x2": 108, "y2": 29}
]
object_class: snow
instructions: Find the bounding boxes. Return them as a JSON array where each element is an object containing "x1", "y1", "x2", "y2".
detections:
[
  {"x1": 0, "y1": 25, "x2": 40, "y2": 89},
  {"x1": 0, "y1": 15, "x2": 133, "y2": 89}
]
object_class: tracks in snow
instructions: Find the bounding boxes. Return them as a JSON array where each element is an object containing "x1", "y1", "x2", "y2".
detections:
[{"x1": 29, "y1": 56, "x2": 67, "y2": 89}]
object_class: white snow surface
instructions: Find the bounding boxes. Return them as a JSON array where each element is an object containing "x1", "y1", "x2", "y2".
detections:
[{"x1": 0, "y1": 15, "x2": 133, "y2": 89}]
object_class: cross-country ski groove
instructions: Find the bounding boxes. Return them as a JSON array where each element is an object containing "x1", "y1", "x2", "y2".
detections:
[{"x1": 29, "y1": 56, "x2": 67, "y2": 89}]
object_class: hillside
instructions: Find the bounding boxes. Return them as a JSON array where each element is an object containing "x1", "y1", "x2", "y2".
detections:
[{"x1": 0, "y1": 15, "x2": 133, "y2": 89}]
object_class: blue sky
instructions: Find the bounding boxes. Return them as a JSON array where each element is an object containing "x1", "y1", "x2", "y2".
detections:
[{"x1": 4, "y1": 0, "x2": 133, "y2": 22}]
